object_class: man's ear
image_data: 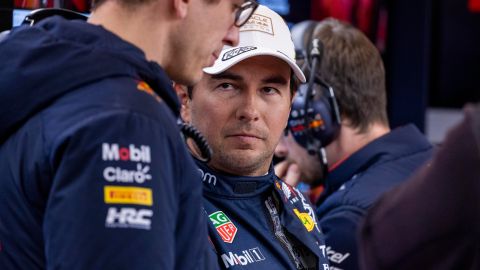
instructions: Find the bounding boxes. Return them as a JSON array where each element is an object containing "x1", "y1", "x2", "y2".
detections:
[
  {"x1": 172, "y1": 0, "x2": 189, "y2": 18},
  {"x1": 173, "y1": 83, "x2": 192, "y2": 122}
]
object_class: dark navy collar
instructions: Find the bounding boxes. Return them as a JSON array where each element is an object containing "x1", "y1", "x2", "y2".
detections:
[
  {"x1": 321, "y1": 124, "x2": 432, "y2": 198},
  {"x1": 195, "y1": 159, "x2": 276, "y2": 198}
]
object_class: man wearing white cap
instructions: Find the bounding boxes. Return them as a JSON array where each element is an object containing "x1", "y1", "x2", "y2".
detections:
[{"x1": 175, "y1": 5, "x2": 330, "y2": 270}]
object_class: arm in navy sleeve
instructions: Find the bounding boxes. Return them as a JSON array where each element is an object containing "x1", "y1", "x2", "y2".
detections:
[
  {"x1": 319, "y1": 206, "x2": 366, "y2": 270},
  {"x1": 43, "y1": 108, "x2": 207, "y2": 269}
]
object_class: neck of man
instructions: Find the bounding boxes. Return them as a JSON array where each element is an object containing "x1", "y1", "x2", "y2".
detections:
[
  {"x1": 326, "y1": 121, "x2": 390, "y2": 168},
  {"x1": 207, "y1": 158, "x2": 272, "y2": 177},
  {"x1": 87, "y1": 1, "x2": 170, "y2": 66}
]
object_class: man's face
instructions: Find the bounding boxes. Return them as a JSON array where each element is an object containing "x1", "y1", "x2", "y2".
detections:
[
  {"x1": 168, "y1": 0, "x2": 246, "y2": 85},
  {"x1": 275, "y1": 131, "x2": 324, "y2": 184},
  {"x1": 182, "y1": 56, "x2": 292, "y2": 176}
]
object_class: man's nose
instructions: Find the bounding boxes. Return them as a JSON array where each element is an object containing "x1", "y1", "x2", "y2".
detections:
[
  {"x1": 223, "y1": 24, "x2": 240, "y2": 47},
  {"x1": 235, "y1": 92, "x2": 260, "y2": 121}
]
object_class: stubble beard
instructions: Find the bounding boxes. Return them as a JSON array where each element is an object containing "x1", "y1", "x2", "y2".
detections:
[{"x1": 210, "y1": 146, "x2": 272, "y2": 176}]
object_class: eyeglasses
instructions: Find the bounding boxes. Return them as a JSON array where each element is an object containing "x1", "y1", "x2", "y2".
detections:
[{"x1": 234, "y1": 0, "x2": 259, "y2": 27}]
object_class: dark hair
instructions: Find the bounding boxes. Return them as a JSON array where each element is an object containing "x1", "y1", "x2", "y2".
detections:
[
  {"x1": 313, "y1": 18, "x2": 388, "y2": 132},
  {"x1": 187, "y1": 72, "x2": 299, "y2": 99}
]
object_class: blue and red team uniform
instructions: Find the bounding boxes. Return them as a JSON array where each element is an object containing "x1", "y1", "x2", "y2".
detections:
[
  {"x1": 197, "y1": 160, "x2": 330, "y2": 270},
  {"x1": 0, "y1": 16, "x2": 211, "y2": 269}
]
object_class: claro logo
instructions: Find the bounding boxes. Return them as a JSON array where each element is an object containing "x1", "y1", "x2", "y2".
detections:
[
  {"x1": 221, "y1": 247, "x2": 266, "y2": 268},
  {"x1": 102, "y1": 143, "x2": 151, "y2": 163},
  {"x1": 103, "y1": 164, "x2": 152, "y2": 184}
]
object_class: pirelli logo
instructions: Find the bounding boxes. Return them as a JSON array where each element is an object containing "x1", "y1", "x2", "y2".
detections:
[{"x1": 104, "y1": 186, "x2": 153, "y2": 206}]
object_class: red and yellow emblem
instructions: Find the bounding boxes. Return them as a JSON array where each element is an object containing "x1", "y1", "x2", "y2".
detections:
[{"x1": 209, "y1": 211, "x2": 238, "y2": 243}]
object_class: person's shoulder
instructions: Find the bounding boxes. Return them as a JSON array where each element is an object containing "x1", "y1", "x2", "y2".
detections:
[
  {"x1": 50, "y1": 77, "x2": 171, "y2": 122},
  {"x1": 317, "y1": 168, "x2": 405, "y2": 217},
  {"x1": 332, "y1": 165, "x2": 418, "y2": 210},
  {"x1": 338, "y1": 136, "x2": 433, "y2": 208},
  {"x1": 39, "y1": 77, "x2": 180, "y2": 149}
]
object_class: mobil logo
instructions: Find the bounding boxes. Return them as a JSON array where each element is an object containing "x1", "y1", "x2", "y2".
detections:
[
  {"x1": 102, "y1": 143, "x2": 151, "y2": 163},
  {"x1": 221, "y1": 247, "x2": 266, "y2": 268},
  {"x1": 209, "y1": 211, "x2": 237, "y2": 243}
]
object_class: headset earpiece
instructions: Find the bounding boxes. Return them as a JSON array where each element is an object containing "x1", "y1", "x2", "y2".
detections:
[
  {"x1": 289, "y1": 80, "x2": 340, "y2": 149},
  {"x1": 288, "y1": 21, "x2": 341, "y2": 161}
]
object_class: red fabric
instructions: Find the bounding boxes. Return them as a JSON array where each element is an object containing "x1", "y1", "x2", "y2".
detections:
[
  {"x1": 14, "y1": 0, "x2": 40, "y2": 8},
  {"x1": 356, "y1": 0, "x2": 374, "y2": 35},
  {"x1": 310, "y1": 0, "x2": 376, "y2": 38},
  {"x1": 70, "y1": 0, "x2": 90, "y2": 12},
  {"x1": 308, "y1": 185, "x2": 324, "y2": 205},
  {"x1": 14, "y1": 0, "x2": 55, "y2": 8},
  {"x1": 311, "y1": 0, "x2": 355, "y2": 22},
  {"x1": 470, "y1": 0, "x2": 480, "y2": 12}
]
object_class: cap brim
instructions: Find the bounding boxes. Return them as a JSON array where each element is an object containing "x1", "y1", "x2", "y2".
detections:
[{"x1": 204, "y1": 47, "x2": 306, "y2": 83}]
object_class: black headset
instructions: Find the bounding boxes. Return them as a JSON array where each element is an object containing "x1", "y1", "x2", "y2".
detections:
[
  {"x1": 287, "y1": 20, "x2": 342, "y2": 169},
  {"x1": 21, "y1": 8, "x2": 88, "y2": 26}
]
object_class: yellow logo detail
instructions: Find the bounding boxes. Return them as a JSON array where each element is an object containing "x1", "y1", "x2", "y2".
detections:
[
  {"x1": 137, "y1": 81, "x2": 160, "y2": 102},
  {"x1": 104, "y1": 186, "x2": 153, "y2": 206},
  {"x1": 309, "y1": 119, "x2": 324, "y2": 129},
  {"x1": 293, "y1": 209, "x2": 315, "y2": 232},
  {"x1": 275, "y1": 182, "x2": 282, "y2": 190}
]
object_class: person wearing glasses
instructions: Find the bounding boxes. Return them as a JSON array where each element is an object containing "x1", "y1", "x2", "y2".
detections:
[
  {"x1": 174, "y1": 5, "x2": 330, "y2": 270},
  {"x1": 273, "y1": 18, "x2": 434, "y2": 269},
  {"x1": 0, "y1": 0, "x2": 257, "y2": 269}
]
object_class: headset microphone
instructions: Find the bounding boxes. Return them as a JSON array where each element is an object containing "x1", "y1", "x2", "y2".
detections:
[
  {"x1": 303, "y1": 38, "x2": 323, "y2": 155},
  {"x1": 288, "y1": 21, "x2": 342, "y2": 182}
]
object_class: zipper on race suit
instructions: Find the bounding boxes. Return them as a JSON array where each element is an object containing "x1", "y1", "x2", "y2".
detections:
[{"x1": 264, "y1": 192, "x2": 317, "y2": 270}]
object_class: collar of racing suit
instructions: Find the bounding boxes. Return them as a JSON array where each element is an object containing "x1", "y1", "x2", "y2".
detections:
[{"x1": 195, "y1": 159, "x2": 276, "y2": 198}]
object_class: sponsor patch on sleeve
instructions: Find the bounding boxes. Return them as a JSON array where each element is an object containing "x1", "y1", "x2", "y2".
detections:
[{"x1": 104, "y1": 186, "x2": 153, "y2": 206}]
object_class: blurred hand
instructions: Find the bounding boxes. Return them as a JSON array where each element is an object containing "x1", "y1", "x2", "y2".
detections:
[{"x1": 274, "y1": 160, "x2": 301, "y2": 187}]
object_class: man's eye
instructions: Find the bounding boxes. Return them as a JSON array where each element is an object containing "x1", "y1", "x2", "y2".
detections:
[
  {"x1": 263, "y1": 87, "x2": 279, "y2": 95},
  {"x1": 217, "y1": 83, "x2": 234, "y2": 90}
]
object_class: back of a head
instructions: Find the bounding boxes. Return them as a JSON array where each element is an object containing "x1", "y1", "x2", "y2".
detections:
[
  {"x1": 314, "y1": 18, "x2": 388, "y2": 132},
  {"x1": 91, "y1": 0, "x2": 155, "y2": 10}
]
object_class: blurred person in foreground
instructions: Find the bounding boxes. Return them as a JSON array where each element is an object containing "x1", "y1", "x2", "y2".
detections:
[
  {"x1": 359, "y1": 103, "x2": 480, "y2": 270},
  {"x1": 0, "y1": 0, "x2": 259, "y2": 268}
]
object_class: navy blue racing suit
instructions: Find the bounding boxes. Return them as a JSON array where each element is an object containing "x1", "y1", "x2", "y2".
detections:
[
  {"x1": 315, "y1": 125, "x2": 433, "y2": 270},
  {"x1": 196, "y1": 160, "x2": 330, "y2": 270},
  {"x1": 0, "y1": 16, "x2": 209, "y2": 269}
]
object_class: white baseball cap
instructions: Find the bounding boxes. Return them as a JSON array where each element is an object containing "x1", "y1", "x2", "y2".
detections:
[{"x1": 203, "y1": 5, "x2": 306, "y2": 83}]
